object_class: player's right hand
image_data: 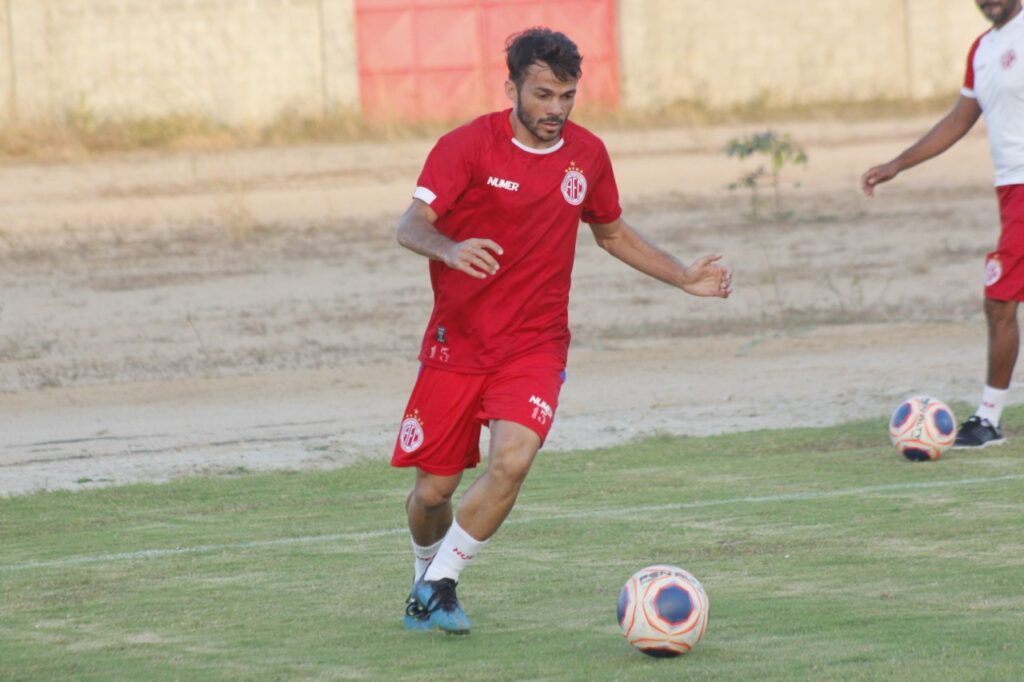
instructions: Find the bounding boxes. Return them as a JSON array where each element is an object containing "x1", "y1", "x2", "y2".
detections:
[
  {"x1": 860, "y1": 162, "x2": 899, "y2": 197},
  {"x1": 444, "y1": 238, "x2": 504, "y2": 278}
]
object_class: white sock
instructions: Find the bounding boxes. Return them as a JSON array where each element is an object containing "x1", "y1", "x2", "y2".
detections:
[
  {"x1": 422, "y1": 519, "x2": 487, "y2": 583},
  {"x1": 976, "y1": 385, "x2": 1009, "y2": 425},
  {"x1": 411, "y1": 537, "x2": 443, "y2": 582}
]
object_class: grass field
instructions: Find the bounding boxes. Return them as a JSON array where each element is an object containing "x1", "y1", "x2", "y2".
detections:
[{"x1": 3, "y1": 408, "x2": 1023, "y2": 681}]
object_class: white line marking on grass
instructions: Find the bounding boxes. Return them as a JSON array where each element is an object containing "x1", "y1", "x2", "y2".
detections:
[
  {"x1": 3, "y1": 474, "x2": 1022, "y2": 573},
  {"x1": 532, "y1": 473, "x2": 1024, "y2": 521},
  {"x1": 0, "y1": 528, "x2": 409, "y2": 572}
]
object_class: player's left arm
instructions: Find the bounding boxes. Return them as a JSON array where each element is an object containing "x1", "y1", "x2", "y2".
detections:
[{"x1": 588, "y1": 218, "x2": 732, "y2": 298}]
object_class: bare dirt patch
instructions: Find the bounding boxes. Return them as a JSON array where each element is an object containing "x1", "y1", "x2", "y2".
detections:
[{"x1": 0, "y1": 117, "x2": 1003, "y2": 494}]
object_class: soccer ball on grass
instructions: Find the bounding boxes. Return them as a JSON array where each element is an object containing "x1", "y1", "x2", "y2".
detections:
[
  {"x1": 617, "y1": 564, "x2": 709, "y2": 657},
  {"x1": 888, "y1": 395, "x2": 956, "y2": 461}
]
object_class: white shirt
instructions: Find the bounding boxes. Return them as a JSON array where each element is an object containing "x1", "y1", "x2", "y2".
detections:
[{"x1": 962, "y1": 10, "x2": 1024, "y2": 186}]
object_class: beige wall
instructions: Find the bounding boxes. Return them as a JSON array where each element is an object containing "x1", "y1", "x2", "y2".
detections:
[
  {"x1": 322, "y1": 0, "x2": 358, "y2": 116},
  {"x1": 618, "y1": 0, "x2": 989, "y2": 111},
  {"x1": 0, "y1": 0, "x2": 994, "y2": 126},
  {"x1": 0, "y1": 0, "x2": 359, "y2": 126},
  {"x1": 0, "y1": 1, "x2": 14, "y2": 121}
]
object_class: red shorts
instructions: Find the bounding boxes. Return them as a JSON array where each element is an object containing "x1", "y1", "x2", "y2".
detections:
[
  {"x1": 390, "y1": 353, "x2": 566, "y2": 476},
  {"x1": 984, "y1": 184, "x2": 1024, "y2": 301}
]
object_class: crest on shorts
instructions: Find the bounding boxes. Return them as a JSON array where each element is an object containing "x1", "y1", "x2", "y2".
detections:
[
  {"x1": 1001, "y1": 49, "x2": 1017, "y2": 70},
  {"x1": 399, "y1": 410, "x2": 425, "y2": 453},
  {"x1": 561, "y1": 161, "x2": 587, "y2": 206},
  {"x1": 985, "y1": 255, "x2": 1002, "y2": 287}
]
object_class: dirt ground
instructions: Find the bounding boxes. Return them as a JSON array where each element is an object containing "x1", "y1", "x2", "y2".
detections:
[{"x1": 0, "y1": 115, "x2": 1007, "y2": 495}]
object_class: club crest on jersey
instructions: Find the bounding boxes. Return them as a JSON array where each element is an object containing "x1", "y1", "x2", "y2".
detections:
[
  {"x1": 985, "y1": 255, "x2": 1002, "y2": 287},
  {"x1": 399, "y1": 410, "x2": 425, "y2": 453},
  {"x1": 561, "y1": 161, "x2": 587, "y2": 206},
  {"x1": 1001, "y1": 49, "x2": 1017, "y2": 70}
]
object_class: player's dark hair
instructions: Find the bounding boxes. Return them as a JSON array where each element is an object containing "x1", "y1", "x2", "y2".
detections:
[{"x1": 505, "y1": 27, "x2": 582, "y2": 87}]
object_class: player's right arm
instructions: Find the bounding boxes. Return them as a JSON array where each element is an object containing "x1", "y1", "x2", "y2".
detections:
[
  {"x1": 396, "y1": 199, "x2": 503, "y2": 279},
  {"x1": 860, "y1": 95, "x2": 982, "y2": 196}
]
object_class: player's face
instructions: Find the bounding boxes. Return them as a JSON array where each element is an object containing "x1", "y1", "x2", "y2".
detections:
[
  {"x1": 976, "y1": 0, "x2": 1022, "y2": 26},
  {"x1": 506, "y1": 62, "x2": 577, "y2": 148}
]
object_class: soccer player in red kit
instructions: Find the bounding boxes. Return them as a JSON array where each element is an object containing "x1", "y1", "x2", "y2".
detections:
[
  {"x1": 861, "y1": 0, "x2": 1023, "y2": 449},
  {"x1": 393, "y1": 27, "x2": 733, "y2": 634}
]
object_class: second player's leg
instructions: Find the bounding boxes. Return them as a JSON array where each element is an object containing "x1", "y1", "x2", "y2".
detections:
[
  {"x1": 984, "y1": 297, "x2": 1020, "y2": 389},
  {"x1": 454, "y1": 419, "x2": 542, "y2": 541}
]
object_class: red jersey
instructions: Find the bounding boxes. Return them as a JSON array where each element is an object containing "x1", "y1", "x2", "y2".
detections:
[{"x1": 412, "y1": 109, "x2": 622, "y2": 372}]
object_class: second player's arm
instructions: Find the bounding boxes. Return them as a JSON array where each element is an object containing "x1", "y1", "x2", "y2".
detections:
[
  {"x1": 861, "y1": 95, "x2": 982, "y2": 196},
  {"x1": 589, "y1": 217, "x2": 732, "y2": 298},
  {"x1": 396, "y1": 199, "x2": 503, "y2": 279}
]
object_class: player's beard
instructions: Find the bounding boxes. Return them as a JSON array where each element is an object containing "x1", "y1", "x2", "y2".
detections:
[
  {"x1": 978, "y1": 0, "x2": 1020, "y2": 25},
  {"x1": 515, "y1": 90, "x2": 565, "y2": 144}
]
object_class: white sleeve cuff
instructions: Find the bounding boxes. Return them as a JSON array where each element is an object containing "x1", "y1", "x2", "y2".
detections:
[
  {"x1": 413, "y1": 186, "x2": 437, "y2": 204},
  {"x1": 960, "y1": 87, "x2": 977, "y2": 99}
]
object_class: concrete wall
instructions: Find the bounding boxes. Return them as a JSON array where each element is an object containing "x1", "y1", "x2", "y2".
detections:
[
  {"x1": 0, "y1": 0, "x2": 15, "y2": 121},
  {"x1": 618, "y1": 0, "x2": 989, "y2": 111},
  {"x1": 0, "y1": 0, "x2": 359, "y2": 126},
  {"x1": 322, "y1": 0, "x2": 358, "y2": 116},
  {"x1": 0, "y1": 0, "x2": 993, "y2": 126}
]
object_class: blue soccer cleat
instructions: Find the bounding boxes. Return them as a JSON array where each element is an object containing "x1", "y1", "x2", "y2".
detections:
[
  {"x1": 403, "y1": 578, "x2": 471, "y2": 634},
  {"x1": 403, "y1": 594, "x2": 434, "y2": 631}
]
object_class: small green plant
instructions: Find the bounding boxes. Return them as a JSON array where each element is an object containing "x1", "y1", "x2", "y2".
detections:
[
  {"x1": 725, "y1": 131, "x2": 808, "y2": 220},
  {"x1": 65, "y1": 93, "x2": 98, "y2": 134}
]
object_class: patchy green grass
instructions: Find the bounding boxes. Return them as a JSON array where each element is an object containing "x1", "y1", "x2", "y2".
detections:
[{"x1": 3, "y1": 409, "x2": 1023, "y2": 681}]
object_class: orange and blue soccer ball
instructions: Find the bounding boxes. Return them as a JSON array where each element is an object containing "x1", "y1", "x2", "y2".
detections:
[
  {"x1": 617, "y1": 564, "x2": 709, "y2": 657},
  {"x1": 888, "y1": 395, "x2": 956, "y2": 461}
]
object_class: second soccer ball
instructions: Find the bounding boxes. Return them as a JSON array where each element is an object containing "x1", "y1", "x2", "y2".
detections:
[{"x1": 889, "y1": 395, "x2": 956, "y2": 461}]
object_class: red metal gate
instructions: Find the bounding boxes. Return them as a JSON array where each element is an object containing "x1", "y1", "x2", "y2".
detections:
[{"x1": 354, "y1": 0, "x2": 619, "y2": 122}]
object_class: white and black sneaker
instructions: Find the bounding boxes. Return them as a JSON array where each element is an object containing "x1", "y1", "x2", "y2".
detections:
[{"x1": 953, "y1": 416, "x2": 1006, "y2": 449}]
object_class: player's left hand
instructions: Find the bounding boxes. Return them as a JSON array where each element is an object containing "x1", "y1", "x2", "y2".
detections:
[{"x1": 681, "y1": 254, "x2": 732, "y2": 298}]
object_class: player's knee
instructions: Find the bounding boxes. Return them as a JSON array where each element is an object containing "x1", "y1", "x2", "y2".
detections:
[
  {"x1": 985, "y1": 299, "x2": 1019, "y2": 330},
  {"x1": 411, "y1": 477, "x2": 458, "y2": 510},
  {"x1": 488, "y1": 442, "x2": 536, "y2": 488}
]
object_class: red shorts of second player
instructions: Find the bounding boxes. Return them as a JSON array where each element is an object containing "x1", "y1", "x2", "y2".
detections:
[
  {"x1": 984, "y1": 184, "x2": 1024, "y2": 301},
  {"x1": 391, "y1": 352, "x2": 566, "y2": 476}
]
